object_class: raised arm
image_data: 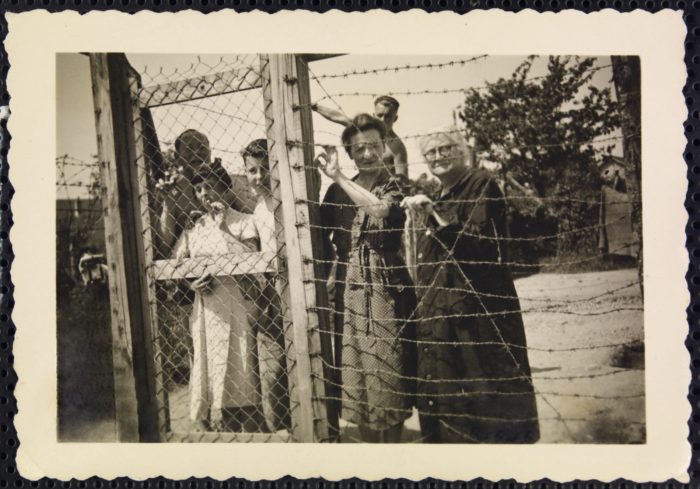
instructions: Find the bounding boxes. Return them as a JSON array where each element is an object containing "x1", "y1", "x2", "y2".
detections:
[
  {"x1": 155, "y1": 199, "x2": 179, "y2": 258},
  {"x1": 312, "y1": 103, "x2": 352, "y2": 127},
  {"x1": 315, "y1": 146, "x2": 390, "y2": 219}
]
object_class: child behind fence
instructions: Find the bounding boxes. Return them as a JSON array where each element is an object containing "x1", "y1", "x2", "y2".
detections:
[
  {"x1": 171, "y1": 162, "x2": 265, "y2": 433},
  {"x1": 242, "y1": 138, "x2": 292, "y2": 433}
]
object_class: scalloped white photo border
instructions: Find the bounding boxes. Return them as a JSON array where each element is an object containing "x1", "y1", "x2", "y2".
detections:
[{"x1": 6, "y1": 9, "x2": 689, "y2": 482}]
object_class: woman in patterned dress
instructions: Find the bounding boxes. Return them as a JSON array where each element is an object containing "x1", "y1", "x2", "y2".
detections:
[{"x1": 318, "y1": 113, "x2": 416, "y2": 443}]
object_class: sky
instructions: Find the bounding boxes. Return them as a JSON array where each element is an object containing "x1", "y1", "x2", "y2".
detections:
[{"x1": 56, "y1": 53, "x2": 618, "y2": 199}]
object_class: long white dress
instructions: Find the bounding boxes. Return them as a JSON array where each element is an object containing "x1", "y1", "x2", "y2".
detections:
[{"x1": 172, "y1": 207, "x2": 261, "y2": 424}]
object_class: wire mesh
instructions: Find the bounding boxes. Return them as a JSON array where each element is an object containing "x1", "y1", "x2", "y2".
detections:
[
  {"x1": 93, "y1": 53, "x2": 644, "y2": 444},
  {"x1": 129, "y1": 54, "x2": 294, "y2": 442},
  {"x1": 302, "y1": 54, "x2": 644, "y2": 444}
]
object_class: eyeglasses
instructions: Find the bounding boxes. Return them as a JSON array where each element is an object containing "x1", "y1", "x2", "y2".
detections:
[{"x1": 424, "y1": 144, "x2": 458, "y2": 161}]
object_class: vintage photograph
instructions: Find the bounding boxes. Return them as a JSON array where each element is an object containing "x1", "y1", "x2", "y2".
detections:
[{"x1": 56, "y1": 52, "x2": 645, "y2": 445}]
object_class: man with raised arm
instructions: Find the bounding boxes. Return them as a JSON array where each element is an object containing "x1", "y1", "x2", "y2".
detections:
[{"x1": 312, "y1": 95, "x2": 409, "y2": 181}]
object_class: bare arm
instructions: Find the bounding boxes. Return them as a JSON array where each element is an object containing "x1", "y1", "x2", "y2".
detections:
[
  {"x1": 155, "y1": 200, "x2": 178, "y2": 258},
  {"x1": 315, "y1": 146, "x2": 390, "y2": 219},
  {"x1": 333, "y1": 173, "x2": 390, "y2": 219},
  {"x1": 312, "y1": 103, "x2": 352, "y2": 127}
]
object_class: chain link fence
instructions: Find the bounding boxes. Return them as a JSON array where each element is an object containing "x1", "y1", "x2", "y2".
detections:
[
  {"x1": 87, "y1": 53, "x2": 644, "y2": 444},
  {"x1": 128, "y1": 54, "x2": 298, "y2": 442}
]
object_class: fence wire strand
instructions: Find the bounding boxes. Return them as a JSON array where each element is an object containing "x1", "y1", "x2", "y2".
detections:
[{"x1": 64, "y1": 54, "x2": 644, "y2": 444}]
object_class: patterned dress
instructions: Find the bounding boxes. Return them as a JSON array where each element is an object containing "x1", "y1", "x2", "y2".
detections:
[
  {"x1": 321, "y1": 173, "x2": 417, "y2": 431},
  {"x1": 414, "y1": 168, "x2": 540, "y2": 443},
  {"x1": 172, "y1": 208, "x2": 262, "y2": 424}
]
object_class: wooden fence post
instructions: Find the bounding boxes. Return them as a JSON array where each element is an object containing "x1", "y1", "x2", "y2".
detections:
[
  {"x1": 262, "y1": 54, "x2": 335, "y2": 442},
  {"x1": 611, "y1": 55, "x2": 643, "y2": 296},
  {"x1": 89, "y1": 53, "x2": 159, "y2": 442}
]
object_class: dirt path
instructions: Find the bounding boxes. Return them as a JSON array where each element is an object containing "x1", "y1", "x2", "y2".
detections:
[{"x1": 519, "y1": 268, "x2": 645, "y2": 443}]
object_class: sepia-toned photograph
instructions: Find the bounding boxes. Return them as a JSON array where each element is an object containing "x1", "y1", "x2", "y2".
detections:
[{"x1": 56, "y1": 51, "x2": 645, "y2": 445}]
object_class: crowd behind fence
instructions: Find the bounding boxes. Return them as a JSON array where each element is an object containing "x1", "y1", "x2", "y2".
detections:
[{"x1": 66, "y1": 52, "x2": 645, "y2": 443}]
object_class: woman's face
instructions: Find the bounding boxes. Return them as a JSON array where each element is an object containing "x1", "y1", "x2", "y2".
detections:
[
  {"x1": 194, "y1": 177, "x2": 227, "y2": 212},
  {"x1": 349, "y1": 129, "x2": 386, "y2": 173},
  {"x1": 245, "y1": 155, "x2": 271, "y2": 196},
  {"x1": 423, "y1": 137, "x2": 466, "y2": 180}
]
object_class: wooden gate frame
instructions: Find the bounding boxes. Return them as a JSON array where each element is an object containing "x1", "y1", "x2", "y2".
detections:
[{"x1": 89, "y1": 53, "x2": 336, "y2": 443}]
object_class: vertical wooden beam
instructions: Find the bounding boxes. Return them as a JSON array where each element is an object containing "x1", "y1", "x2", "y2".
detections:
[
  {"x1": 294, "y1": 55, "x2": 339, "y2": 440},
  {"x1": 262, "y1": 54, "x2": 333, "y2": 442},
  {"x1": 611, "y1": 55, "x2": 643, "y2": 296},
  {"x1": 126, "y1": 67, "x2": 169, "y2": 441},
  {"x1": 89, "y1": 53, "x2": 159, "y2": 442},
  {"x1": 89, "y1": 53, "x2": 139, "y2": 442},
  {"x1": 260, "y1": 54, "x2": 299, "y2": 438}
]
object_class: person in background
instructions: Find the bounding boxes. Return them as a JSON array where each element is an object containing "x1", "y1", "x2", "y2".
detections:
[
  {"x1": 317, "y1": 113, "x2": 416, "y2": 443},
  {"x1": 78, "y1": 251, "x2": 108, "y2": 286},
  {"x1": 401, "y1": 126, "x2": 539, "y2": 444},
  {"x1": 155, "y1": 129, "x2": 214, "y2": 257},
  {"x1": 171, "y1": 162, "x2": 263, "y2": 433},
  {"x1": 312, "y1": 96, "x2": 408, "y2": 181},
  {"x1": 241, "y1": 138, "x2": 292, "y2": 433}
]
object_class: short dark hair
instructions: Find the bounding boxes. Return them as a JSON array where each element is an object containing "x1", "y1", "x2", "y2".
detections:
[
  {"x1": 340, "y1": 114, "x2": 387, "y2": 157},
  {"x1": 191, "y1": 160, "x2": 233, "y2": 190},
  {"x1": 174, "y1": 129, "x2": 210, "y2": 155},
  {"x1": 374, "y1": 95, "x2": 400, "y2": 111},
  {"x1": 241, "y1": 138, "x2": 268, "y2": 160}
]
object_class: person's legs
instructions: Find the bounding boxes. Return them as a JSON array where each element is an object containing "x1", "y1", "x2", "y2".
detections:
[
  {"x1": 358, "y1": 422, "x2": 404, "y2": 443},
  {"x1": 220, "y1": 408, "x2": 242, "y2": 433},
  {"x1": 221, "y1": 406, "x2": 265, "y2": 433},
  {"x1": 418, "y1": 413, "x2": 443, "y2": 443},
  {"x1": 239, "y1": 405, "x2": 265, "y2": 433},
  {"x1": 358, "y1": 424, "x2": 380, "y2": 443},
  {"x1": 258, "y1": 331, "x2": 290, "y2": 432},
  {"x1": 380, "y1": 422, "x2": 404, "y2": 442}
]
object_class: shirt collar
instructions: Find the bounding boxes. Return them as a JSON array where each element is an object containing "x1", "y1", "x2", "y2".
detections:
[{"x1": 436, "y1": 168, "x2": 472, "y2": 201}]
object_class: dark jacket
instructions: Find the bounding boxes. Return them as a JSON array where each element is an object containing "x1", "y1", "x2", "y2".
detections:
[{"x1": 414, "y1": 168, "x2": 540, "y2": 443}]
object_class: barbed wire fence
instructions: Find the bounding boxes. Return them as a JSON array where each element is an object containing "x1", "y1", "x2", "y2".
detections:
[
  {"x1": 84, "y1": 53, "x2": 644, "y2": 444},
  {"x1": 301, "y1": 55, "x2": 644, "y2": 443},
  {"x1": 56, "y1": 154, "x2": 114, "y2": 442},
  {"x1": 55, "y1": 155, "x2": 105, "y2": 288}
]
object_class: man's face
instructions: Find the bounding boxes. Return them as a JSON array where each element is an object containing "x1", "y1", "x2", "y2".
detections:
[
  {"x1": 373, "y1": 102, "x2": 398, "y2": 126},
  {"x1": 245, "y1": 155, "x2": 271, "y2": 196},
  {"x1": 178, "y1": 134, "x2": 211, "y2": 176}
]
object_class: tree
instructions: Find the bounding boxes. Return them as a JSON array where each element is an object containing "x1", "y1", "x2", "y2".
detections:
[{"x1": 459, "y1": 56, "x2": 621, "y2": 260}]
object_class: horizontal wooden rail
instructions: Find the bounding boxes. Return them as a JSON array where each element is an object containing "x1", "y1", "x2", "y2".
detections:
[
  {"x1": 152, "y1": 251, "x2": 278, "y2": 280},
  {"x1": 138, "y1": 65, "x2": 263, "y2": 108}
]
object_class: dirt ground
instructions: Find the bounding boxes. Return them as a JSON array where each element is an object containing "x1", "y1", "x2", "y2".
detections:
[
  {"x1": 60, "y1": 269, "x2": 645, "y2": 443},
  {"x1": 518, "y1": 268, "x2": 645, "y2": 443}
]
